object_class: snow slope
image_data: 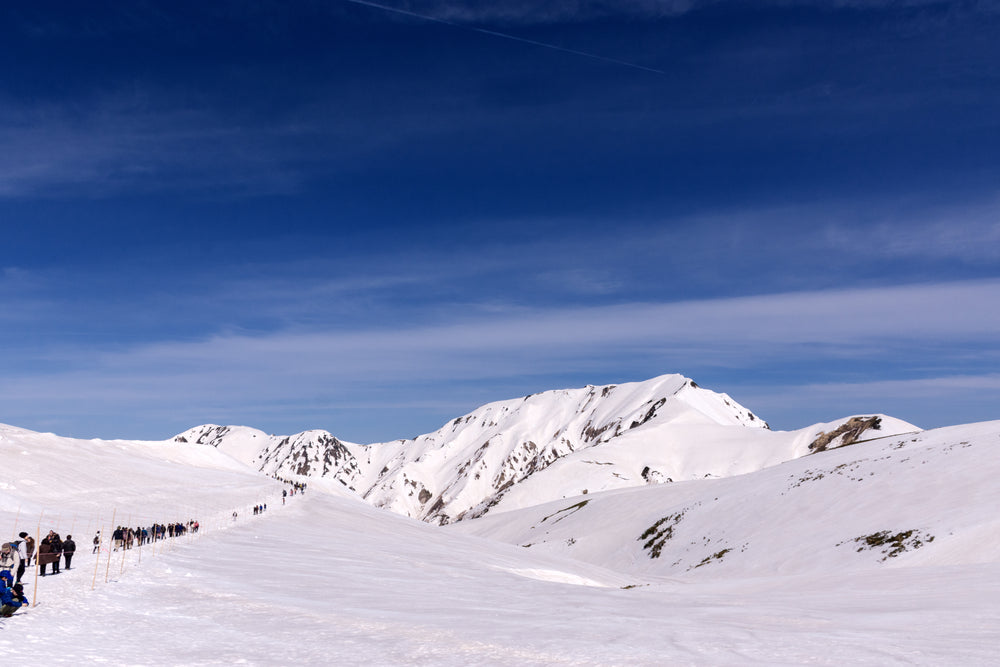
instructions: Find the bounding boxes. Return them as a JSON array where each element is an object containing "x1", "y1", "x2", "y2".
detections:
[
  {"x1": 0, "y1": 419, "x2": 998, "y2": 664},
  {"x1": 451, "y1": 421, "x2": 1000, "y2": 578},
  {"x1": 0, "y1": 423, "x2": 277, "y2": 520}
]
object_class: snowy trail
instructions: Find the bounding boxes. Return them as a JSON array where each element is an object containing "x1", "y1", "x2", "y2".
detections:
[{"x1": 4, "y1": 490, "x2": 999, "y2": 665}]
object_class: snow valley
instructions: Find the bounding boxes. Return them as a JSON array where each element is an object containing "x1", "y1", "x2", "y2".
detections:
[{"x1": 1, "y1": 374, "x2": 998, "y2": 664}]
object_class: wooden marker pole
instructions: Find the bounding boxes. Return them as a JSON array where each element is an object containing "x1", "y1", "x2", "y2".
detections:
[
  {"x1": 31, "y1": 512, "x2": 42, "y2": 607},
  {"x1": 104, "y1": 509, "x2": 117, "y2": 583}
]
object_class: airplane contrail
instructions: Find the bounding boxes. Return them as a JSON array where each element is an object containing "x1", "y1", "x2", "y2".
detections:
[{"x1": 342, "y1": 0, "x2": 666, "y2": 75}]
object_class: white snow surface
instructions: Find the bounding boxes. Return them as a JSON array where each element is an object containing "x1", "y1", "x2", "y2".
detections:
[{"x1": 0, "y1": 405, "x2": 999, "y2": 662}]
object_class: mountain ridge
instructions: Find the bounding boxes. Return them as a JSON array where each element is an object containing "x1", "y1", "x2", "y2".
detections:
[{"x1": 172, "y1": 373, "x2": 917, "y2": 525}]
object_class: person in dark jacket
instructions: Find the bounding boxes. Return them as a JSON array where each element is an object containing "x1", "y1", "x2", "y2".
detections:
[
  {"x1": 62, "y1": 535, "x2": 76, "y2": 570},
  {"x1": 38, "y1": 537, "x2": 54, "y2": 576},
  {"x1": 49, "y1": 532, "x2": 63, "y2": 574}
]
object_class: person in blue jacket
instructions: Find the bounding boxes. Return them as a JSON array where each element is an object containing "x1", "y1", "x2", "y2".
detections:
[{"x1": 0, "y1": 571, "x2": 25, "y2": 616}]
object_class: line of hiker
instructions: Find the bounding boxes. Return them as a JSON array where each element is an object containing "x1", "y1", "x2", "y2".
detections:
[
  {"x1": 108, "y1": 520, "x2": 200, "y2": 552},
  {"x1": 271, "y1": 475, "x2": 308, "y2": 495},
  {"x1": 0, "y1": 500, "x2": 276, "y2": 617}
]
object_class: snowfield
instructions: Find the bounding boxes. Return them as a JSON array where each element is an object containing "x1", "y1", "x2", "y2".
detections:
[{"x1": 1, "y1": 381, "x2": 998, "y2": 664}]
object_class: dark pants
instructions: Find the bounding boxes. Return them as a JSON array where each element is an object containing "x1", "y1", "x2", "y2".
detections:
[
  {"x1": 64, "y1": 553, "x2": 73, "y2": 570},
  {"x1": 16, "y1": 561, "x2": 25, "y2": 583}
]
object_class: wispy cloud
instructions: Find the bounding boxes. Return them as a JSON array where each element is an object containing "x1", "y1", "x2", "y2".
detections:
[
  {"x1": 772, "y1": 374, "x2": 1000, "y2": 399},
  {"x1": 0, "y1": 93, "x2": 321, "y2": 198},
  {"x1": 351, "y1": 0, "x2": 979, "y2": 26},
  {"x1": 348, "y1": 0, "x2": 701, "y2": 25},
  {"x1": 2, "y1": 279, "x2": 998, "y2": 438},
  {"x1": 635, "y1": 198, "x2": 1000, "y2": 276},
  {"x1": 354, "y1": 0, "x2": 1000, "y2": 28},
  {"x1": 735, "y1": 373, "x2": 1000, "y2": 431}
]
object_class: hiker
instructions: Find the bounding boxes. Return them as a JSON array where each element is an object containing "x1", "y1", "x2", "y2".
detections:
[
  {"x1": 38, "y1": 536, "x2": 55, "y2": 576},
  {"x1": 93, "y1": 531, "x2": 101, "y2": 554},
  {"x1": 0, "y1": 572, "x2": 25, "y2": 617},
  {"x1": 12, "y1": 538, "x2": 27, "y2": 583},
  {"x1": 62, "y1": 535, "x2": 76, "y2": 570},
  {"x1": 0, "y1": 544, "x2": 19, "y2": 579},
  {"x1": 19, "y1": 533, "x2": 34, "y2": 567},
  {"x1": 48, "y1": 532, "x2": 63, "y2": 574}
]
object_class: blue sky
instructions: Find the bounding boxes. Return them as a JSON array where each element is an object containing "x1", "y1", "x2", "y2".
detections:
[{"x1": 2, "y1": 1, "x2": 999, "y2": 441}]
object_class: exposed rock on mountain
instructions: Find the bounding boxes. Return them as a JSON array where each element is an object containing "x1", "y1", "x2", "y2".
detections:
[
  {"x1": 174, "y1": 424, "x2": 361, "y2": 487},
  {"x1": 808, "y1": 415, "x2": 882, "y2": 452}
]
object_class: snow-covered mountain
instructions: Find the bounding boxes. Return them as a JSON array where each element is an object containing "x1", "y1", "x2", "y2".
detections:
[
  {"x1": 174, "y1": 424, "x2": 362, "y2": 486},
  {"x1": 0, "y1": 394, "x2": 997, "y2": 663},
  {"x1": 172, "y1": 374, "x2": 917, "y2": 525}
]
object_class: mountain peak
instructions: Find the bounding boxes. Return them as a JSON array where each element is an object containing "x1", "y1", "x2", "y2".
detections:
[
  {"x1": 171, "y1": 375, "x2": 914, "y2": 527},
  {"x1": 350, "y1": 374, "x2": 770, "y2": 524}
]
